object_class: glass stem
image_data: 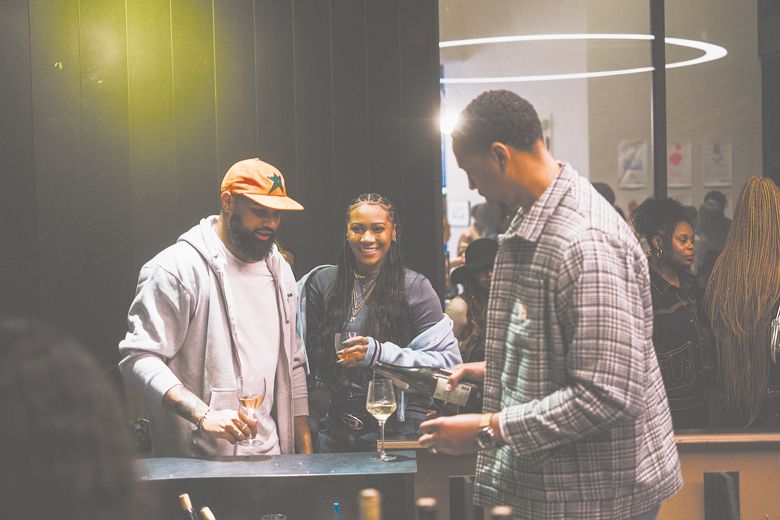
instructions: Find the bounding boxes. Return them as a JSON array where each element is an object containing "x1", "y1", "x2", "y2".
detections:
[
  {"x1": 247, "y1": 410, "x2": 256, "y2": 444},
  {"x1": 378, "y1": 420, "x2": 386, "y2": 457}
]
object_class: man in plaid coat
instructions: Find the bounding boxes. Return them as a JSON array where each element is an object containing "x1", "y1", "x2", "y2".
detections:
[{"x1": 419, "y1": 90, "x2": 681, "y2": 519}]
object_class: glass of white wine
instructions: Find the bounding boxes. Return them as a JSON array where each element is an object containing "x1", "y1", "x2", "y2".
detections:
[
  {"x1": 366, "y1": 377, "x2": 397, "y2": 461},
  {"x1": 237, "y1": 375, "x2": 266, "y2": 446}
]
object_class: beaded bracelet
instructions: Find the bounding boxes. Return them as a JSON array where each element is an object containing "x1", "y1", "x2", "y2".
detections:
[{"x1": 196, "y1": 407, "x2": 211, "y2": 430}]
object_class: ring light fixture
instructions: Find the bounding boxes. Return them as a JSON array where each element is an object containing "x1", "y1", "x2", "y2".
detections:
[{"x1": 439, "y1": 33, "x2": 728, "y2": 83}]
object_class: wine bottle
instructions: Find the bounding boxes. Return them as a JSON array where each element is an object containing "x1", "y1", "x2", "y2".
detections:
[
  {"x1": 178, "y1": 493, "x2": 198, "y2": 520},
  {"x1": 373, "y1": 362, "x2": 483, "y2": 411},
  {"x1": 358, "y1": 488, "x2": 382, "y2": 520},
  {"x1": 199, "y1": 507, "x2": 216, "y2": 520},
  {"x1": 489, "y1": 505, "x2": 513, "y2": 519},
  {"x1": 332, "y1": 501, "x2": 341, "y2": 519},
  {"x1": 415, "y1": 497, "x2": 438, "y2": 520}
]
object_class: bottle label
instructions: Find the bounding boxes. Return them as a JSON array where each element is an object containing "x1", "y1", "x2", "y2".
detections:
[{"x1": 433, "y1": 376, "x2": 471, "y2": 407}]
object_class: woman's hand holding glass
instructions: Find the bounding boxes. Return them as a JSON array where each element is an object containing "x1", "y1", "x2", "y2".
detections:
[{"x1": 335, "y1": 332, "x2": 370, "y2": 367}]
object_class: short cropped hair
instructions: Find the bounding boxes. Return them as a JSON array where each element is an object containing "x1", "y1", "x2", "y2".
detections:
[
  {"x1": 704, "y1": 190, "x2": 727, "y2": 211},
  {"x1": 452, "y1": 90, "x2": 543, "y2": 154}
]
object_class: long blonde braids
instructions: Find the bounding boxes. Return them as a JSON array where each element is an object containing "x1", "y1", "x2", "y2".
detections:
[{"x1": 705, "y1": 177, "x2": 780, "y2": 425}]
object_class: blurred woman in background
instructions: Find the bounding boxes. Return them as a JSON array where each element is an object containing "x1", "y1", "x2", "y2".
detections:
[
  {"x1": 632, "y1": 197, "x2": 711, "y2": 429},
  {"x1": 705, "y1": 177, "x2": 780, "y2": 427},
  {"x1": 446, "y1": 238, "x2": 497, "y2": 363}
]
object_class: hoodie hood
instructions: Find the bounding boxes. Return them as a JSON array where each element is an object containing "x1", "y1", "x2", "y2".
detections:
[{"x1": 178, "y1": 215, "x2": 282, "y2": 275}]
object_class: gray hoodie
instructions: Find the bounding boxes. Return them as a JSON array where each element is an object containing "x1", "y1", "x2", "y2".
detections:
[{"x1": 118, "y1": 216, "x2": 308, "y2": 457}]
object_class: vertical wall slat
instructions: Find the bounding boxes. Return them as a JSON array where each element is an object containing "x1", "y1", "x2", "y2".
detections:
[
  {"x1": 255, "y1": 0, "x2": 299, "y2": 267},
  {"x1": 78, "y1": 0, "x2": 134, "y2": 366},
  {"x1": 399, "y1": 0, "x2": 442, "y2": 286},
  {"x1": 171, "y1": 0, "x2": 219, "y2": 228},
  {"x1": 214, "y1": 0, "x2": 258, "y2": 174},
  {"x1": 126, "y1": 0, "x2": 178, "y2": 269},
  {"x1": 0, "y1": 0, "x2": 38, "y2": 315},
  {"x1": 331, "y1": 0, "x2": 369, "y2": 246},
  {"x1": 292, "y1": 0, "x2": 335, "y2": 273},
  {"x1": 366, "y1": 1, "x2": 403, "y2": 222},
  {"x1": 28, "y1": 0, "x2": 87, "y2": 340}
]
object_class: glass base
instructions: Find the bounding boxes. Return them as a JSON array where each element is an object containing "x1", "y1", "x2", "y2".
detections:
[{"x1": 373, "y1": 451, "x2": 397, "y2": 461}]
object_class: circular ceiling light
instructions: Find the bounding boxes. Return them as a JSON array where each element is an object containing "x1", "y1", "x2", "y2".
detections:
[{"x1": 439, "y1": 33, "x2": 727, "y2": 84}]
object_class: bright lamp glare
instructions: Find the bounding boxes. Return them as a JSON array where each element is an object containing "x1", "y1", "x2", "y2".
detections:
[
  {"x1": 440, "y1": 110, "x2": 461, "y2": 135},
  {"x1": 439, "y1": 33, "x2": 728, "y2": 84}
]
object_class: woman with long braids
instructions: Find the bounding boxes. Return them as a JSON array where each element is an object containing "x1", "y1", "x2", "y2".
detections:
[
  {"x1": 632, "y1": 197, "x2": 711, "y2": 429},
  {"x1": 705, "y1": 177, "x2": 780, "y2": 427},
  {"x1": 300, "y1": 193, "x2": 461, "y2": 452}
]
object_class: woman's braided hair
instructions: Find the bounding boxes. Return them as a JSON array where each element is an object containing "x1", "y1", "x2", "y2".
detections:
[{"x1": 705, "y1": 177, "x2": 780, "y2": 425}]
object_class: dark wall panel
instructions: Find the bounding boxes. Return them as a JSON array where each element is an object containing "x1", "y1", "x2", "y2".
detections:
[
  {"x1": 293, "y1": 0, "x2": 335, "y2": 273},
  {"x1": 0, "y1": 0, "x2": 38, "y2": 315},
  {"x1": 0, "y1": 0, "x2": 443, "y2": 368},
  {"x1": 28, "y1": 0, "x2": 86, "y2": 340},
  {"x1": 399, "y1": 0, "x2": 443, "y2": 291},
  {"x1": 126, "y1": 0, "x2": 178, "y2": 268},
  {"x1": 331, "y1": 0, "x2": 370, "y2": 249},
  {"x1": 171, "y1": 0, "x2": 219, "y2": 229},
  {"x1": 255, "y1": 0, "x2": 299, "y2": 263},
  {"x1": 366, "y1": 1, "x2": 403, "y2": 210},
  {"x1": 215, "y1": 0, "x2": 258, "y2": 173},
  {"x1": 79, "y1": 0, "x2": 134, "y2": 367}
]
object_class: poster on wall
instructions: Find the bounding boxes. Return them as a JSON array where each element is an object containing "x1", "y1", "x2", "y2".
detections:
[
  {"x1": 618, "y1": 140, "x2": 648, "y2": 189},
  {"x1": 702, "y1": 140, "x2": 733, "y2": 186},
  {"x1": 667, "y1": 142, "x2": 692, "y2": 187},
  {"x1": 447, "y1": 199, "x2": 471, "y2": 227}
]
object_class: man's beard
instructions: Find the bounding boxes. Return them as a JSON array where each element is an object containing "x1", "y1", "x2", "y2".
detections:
[{"x1": 228, "y1": 212, "x2": 275, "y2": 261}]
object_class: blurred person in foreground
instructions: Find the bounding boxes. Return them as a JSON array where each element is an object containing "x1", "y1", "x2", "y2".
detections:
[
  {"x1": 631, "y1": 197, "x2": 711, "y2": 429},
  {"x1": 119, "y1": 158, "x2": 312, "y2": 457},
  {"x1": 705, "y1": 176, "x2": 780, "y2": 427},
  {"x1": 0, "y1": 317, "x2": 160, "y2": 519},
  {"x1": 418, "y1": 90, "x2": 681, "y2": 520}
]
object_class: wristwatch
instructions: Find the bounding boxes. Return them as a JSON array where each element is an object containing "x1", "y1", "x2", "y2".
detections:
[{"x1": 475, "y1": 413, "x2": 499, "y2": 449}]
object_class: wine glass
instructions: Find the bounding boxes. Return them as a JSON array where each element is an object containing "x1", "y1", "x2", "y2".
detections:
[
  {"x1": 237, "y1": 376, "x2": 266, "y2": 446},
  {"x1": 334, "y1": 331, "x2": 358, "y2": 361},
  {"x1": 366, "y1": 377, "x2": 397, "y2": 461}
]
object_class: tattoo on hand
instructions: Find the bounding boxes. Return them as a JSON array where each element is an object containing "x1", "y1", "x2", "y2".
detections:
[{"x1": 163, "y1": 384, "x2": 208, "y2": 425}]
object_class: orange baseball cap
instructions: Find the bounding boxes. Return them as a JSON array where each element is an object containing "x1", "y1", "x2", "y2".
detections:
[{"x1": 220, "y1": 158, "x2": 304, "y2": 211}]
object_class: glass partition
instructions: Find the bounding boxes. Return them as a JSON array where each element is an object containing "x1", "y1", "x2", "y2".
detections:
[{"x1": 440, "y1": 0, "x2": 773, "y2": 432}]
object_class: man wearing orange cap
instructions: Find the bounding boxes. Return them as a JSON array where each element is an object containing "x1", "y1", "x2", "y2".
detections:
[{"x1": 119, "y1": 158, "x2": 312, "y2": 457}]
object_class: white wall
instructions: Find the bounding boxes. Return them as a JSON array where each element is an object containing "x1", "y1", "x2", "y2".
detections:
[{"x1": 440, "y1": 0, "x2": 591, "y2": 257}]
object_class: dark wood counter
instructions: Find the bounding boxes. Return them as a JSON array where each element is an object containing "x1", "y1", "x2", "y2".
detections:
[{"x1": 134, "y1": 451, "x2": 417, "y2": 520}]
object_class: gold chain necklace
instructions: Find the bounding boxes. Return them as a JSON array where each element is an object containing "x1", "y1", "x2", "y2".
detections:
[{"x1": 350, "y1": 274, "x2": 378, "y2": 322}]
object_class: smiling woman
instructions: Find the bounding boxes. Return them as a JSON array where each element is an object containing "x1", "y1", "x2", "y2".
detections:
[{"x1": 299, "y1": 193, "x2": 461, "y2": 453}]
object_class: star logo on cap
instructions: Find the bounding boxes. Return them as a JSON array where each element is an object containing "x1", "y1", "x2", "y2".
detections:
[{"x1": 267, "y1": 174, "x2": 283, "y2": 194}]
